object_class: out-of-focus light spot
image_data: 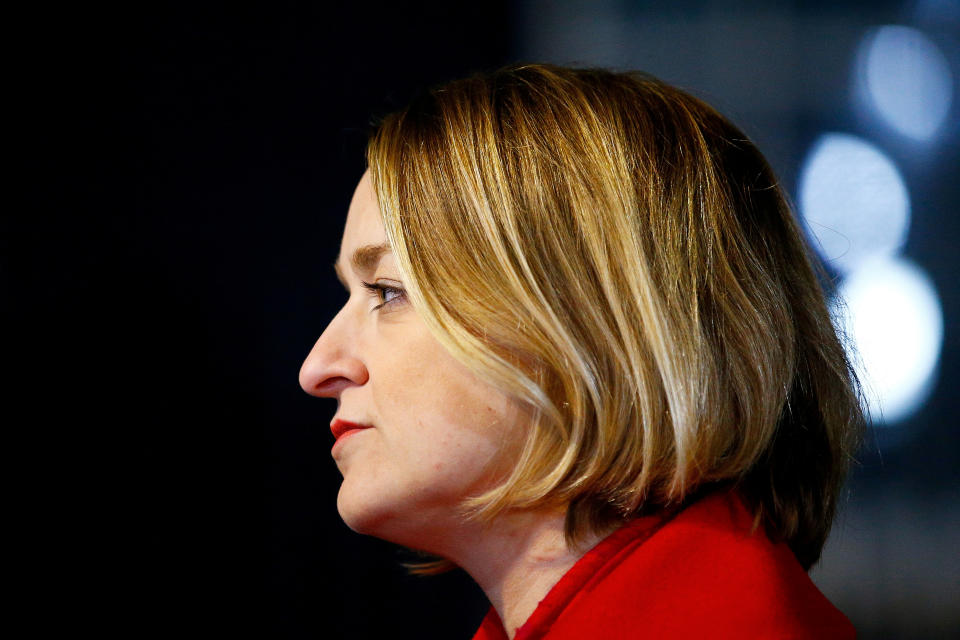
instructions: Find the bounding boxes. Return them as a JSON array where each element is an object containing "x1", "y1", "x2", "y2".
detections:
[
  {"x1": 833, "y1": 257, "x2": 943, "y2": 424},
  {"x1": 857, "y1": 25, "x2": 954, "y2": 141},
  {"x1": 798, "y1": 133, "x2": 910, "y2": 273}
]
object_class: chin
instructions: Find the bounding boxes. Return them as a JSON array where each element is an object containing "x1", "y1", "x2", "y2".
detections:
[
  {"x1": 336, "y1": 486, "x2": 385, "y2": 535},
  {"x1": 336, "y1": 482, "x2": 411, "y2": 542},
  {"x1": 336, "y1": 485, "x2": 445, "y2": 551}
]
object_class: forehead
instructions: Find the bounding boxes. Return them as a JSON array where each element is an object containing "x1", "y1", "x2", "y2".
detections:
[
  {"x1": 342, "y1": 171, "x2": 386, "y2": 251},
  {"x1": 335, "y1": 171, "x2": 395, "y2": 283}
]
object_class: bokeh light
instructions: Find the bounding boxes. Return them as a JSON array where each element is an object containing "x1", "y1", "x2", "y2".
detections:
[
  {"x1": 857, "y1": 25, "x2": 954, "y2": 141},
  {"x1": 832, "y1": 256, "x2": 944, "y2": 424},
  {"x1": 798, "y1": 133, "x2": 910, "y2": 273}
]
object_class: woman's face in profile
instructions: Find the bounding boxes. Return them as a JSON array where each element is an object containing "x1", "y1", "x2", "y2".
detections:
[{"x1": 299, "y1": 171, "x2": 527, "y2": 551}]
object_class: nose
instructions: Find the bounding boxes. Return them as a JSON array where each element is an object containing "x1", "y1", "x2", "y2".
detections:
[{"x1": 299, "y1": 307, "x2": 369, "y2": 398}]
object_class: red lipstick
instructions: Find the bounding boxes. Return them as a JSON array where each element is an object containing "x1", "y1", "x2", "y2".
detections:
[{"x1": 330, "y1": 419, "x2": 372, "y2": 443}]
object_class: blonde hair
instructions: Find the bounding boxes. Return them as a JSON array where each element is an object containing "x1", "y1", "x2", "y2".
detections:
[{"x1": 366, "y1": 63, "x2": 863, "y2": 569}]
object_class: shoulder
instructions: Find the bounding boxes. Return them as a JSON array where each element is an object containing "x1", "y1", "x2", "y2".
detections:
[{"x1": 549, "y1": 488, "x2": 855, "y2": 639}]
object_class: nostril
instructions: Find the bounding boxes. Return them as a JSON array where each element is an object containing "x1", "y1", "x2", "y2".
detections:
[{"x1": 309, "y1": 376, "x2": 356, "y2": 398}]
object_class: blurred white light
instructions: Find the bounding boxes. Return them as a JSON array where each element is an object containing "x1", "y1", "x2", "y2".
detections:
[
  {"x1": 798, "y1": 133, "x2": 910, "y2": 273},
  {"x1": 857, "y1": 25, "x2": 954, "y2": 141},
  {"x1": 833, "y1": 257, "x2": 943, "y2": 424}
]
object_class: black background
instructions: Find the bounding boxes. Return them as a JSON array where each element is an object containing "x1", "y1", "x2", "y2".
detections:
[{"x1": 18, "y1": 2, "x2": 511, "y2": 637}]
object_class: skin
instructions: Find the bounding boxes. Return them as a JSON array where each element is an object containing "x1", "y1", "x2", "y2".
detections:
[{"x1": 299, "y1": 171, "x2": 605, "y2": 638}]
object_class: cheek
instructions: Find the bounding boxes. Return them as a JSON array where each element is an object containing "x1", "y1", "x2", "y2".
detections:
[
  {"x1": 368, "y1": 324, "x2": 527, "y2": 476},
  {"x1": 371, "y1": 330, "x2": 469, "y2": 423},
  {"x1": 375, "y1": 352, "x2": 512, "y2": 459}
]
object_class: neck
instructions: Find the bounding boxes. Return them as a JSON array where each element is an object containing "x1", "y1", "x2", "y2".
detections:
[{"x1": 439, "y1": 509, "x2": 607, "y2": 639}]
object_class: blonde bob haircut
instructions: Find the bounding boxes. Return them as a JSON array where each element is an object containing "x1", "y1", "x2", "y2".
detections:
[{"x1": 366, "y1": 63, "x2": 863, "y2": 569}]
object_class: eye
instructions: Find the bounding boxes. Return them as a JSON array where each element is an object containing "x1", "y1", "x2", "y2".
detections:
[{"x1": 361, "y1": 281, "x2": 407, "y2": 311}]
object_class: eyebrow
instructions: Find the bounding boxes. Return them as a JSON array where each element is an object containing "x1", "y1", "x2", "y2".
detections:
[{"x1": 333, "y1": 242, "x2": 392, "y2": 284}]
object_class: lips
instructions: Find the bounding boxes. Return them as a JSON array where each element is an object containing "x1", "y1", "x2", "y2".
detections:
[{"x1": 330, "y1": 418, "x2": 373, "y2": 441}]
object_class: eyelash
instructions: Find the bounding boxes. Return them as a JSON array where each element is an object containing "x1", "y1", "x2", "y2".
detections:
[{"x1": 360, "y1": 281, "x2": 406, "y2": 311}]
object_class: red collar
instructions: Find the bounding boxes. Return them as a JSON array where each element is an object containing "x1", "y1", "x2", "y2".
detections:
[{"x1": 473, "y1": 510, "x2": 668, "y2": 640}]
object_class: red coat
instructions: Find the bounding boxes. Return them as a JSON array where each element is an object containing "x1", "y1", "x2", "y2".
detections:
[{"x1": 472, "y1": 488, "x2": 854, "y2": 639}]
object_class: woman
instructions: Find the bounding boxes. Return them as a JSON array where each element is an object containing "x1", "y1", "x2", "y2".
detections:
[{"x1": 299, "y1": 63, "x2": 863, "y2": 639}]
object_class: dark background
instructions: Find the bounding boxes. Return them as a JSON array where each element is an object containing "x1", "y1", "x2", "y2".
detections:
[{"x1": 16, "y1": 1, "x2": 957, "y2": 638}]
